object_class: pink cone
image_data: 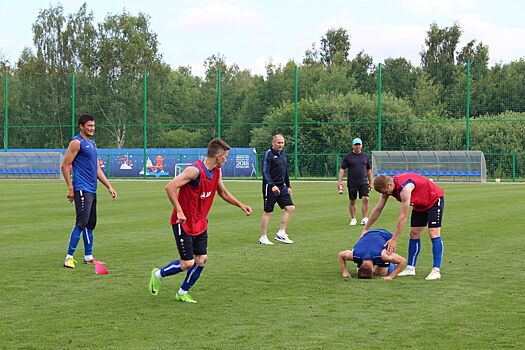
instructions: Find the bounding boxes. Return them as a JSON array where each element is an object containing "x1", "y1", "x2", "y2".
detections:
[{"x1": 94, "y1": 260, "x2": 109, "y2": 275}]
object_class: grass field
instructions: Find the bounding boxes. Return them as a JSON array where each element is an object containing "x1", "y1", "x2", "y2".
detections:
[{"x1": 1, "y1": 180, "x2": 524, "y2": 349}]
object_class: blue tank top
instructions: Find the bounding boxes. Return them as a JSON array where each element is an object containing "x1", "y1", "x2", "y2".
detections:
[
  {"x1": 352, "y1": 229, "x2": 393, "y2": 265},
  {"x1": 71, "y1": 134, "x2": 98, "y2": 193}
]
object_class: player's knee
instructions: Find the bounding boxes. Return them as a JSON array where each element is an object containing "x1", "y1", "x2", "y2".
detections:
[
  {"x1": 180, "y1": 259, "x2": 195, "y2": 270},
  {"x1": 286, "y1": 205, "x2": 295, "y2": 212},
  {"x1": 195, "y1": 255, "x2": 207, "y2": 266},
  {"x1": 362, "y1": 197, "x2": 369, "y2": 203}
]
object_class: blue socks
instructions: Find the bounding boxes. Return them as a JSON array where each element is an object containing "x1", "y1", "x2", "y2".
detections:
[
  {"x1": 407, "y1": 238, "x2": 421, "y2": 267},
  {"x1": 82, "y1": 228, "x2": 94, "y2": 256},
  {"x1": 180, "y1": 265, "x2": 204, "y2": 292},
  {"x1": 160, "y1": 260, "x2": 184, "y2": 277},
  {"x1": 431, "y1": 237, "x2": 444, "y2": 268},
  {"x1": 387, "y1": 263, "x2": 397, "y2": 274},
  {"x1": 67, "y1": 225, "x2": 83, "y2": 255}
]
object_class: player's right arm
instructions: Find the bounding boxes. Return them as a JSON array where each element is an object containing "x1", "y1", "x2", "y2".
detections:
[
  {"x1": 338, "y1": 250, "x2": 353, "y2": 278},
  {"x1": 337, "y1": 168, "x2": 345, "y2": 187},
  {"x1": 61, "y1": 139, "x2": 81, "y2": 202},
  {"x1": 165, "y1": 166, "x2": 199, "y2": 224},
  {"x1": 360, "y1": 193, "x2": 389, "y2": 237},
  {"x1": 385, "y1": 183, "x2": 414, "y2": 253},
  {"x1": 380, "y1": 250, "x2": 407, "y2": 280}
]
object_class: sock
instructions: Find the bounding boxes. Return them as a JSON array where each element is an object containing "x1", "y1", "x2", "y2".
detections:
[
  {"x1": 278, "y1": 229, "x2": 286, "y2": 235},
  {"x1": 431, "y1": 237, "x2": 444, "y2": 268},
  {"x1": 82, "y1": 228, "x2": 94, "y2": 256},
  {"x1": 387, "y1": 263, "x2": 397, "y2": 274},
  {"x1": 180, "y1": 265, "x2": 204, "y2": 293},
  {"x1": 154, "y1": 269, "x2": 163, "y2": 279},
  {"x1": 66, "y1": 254, "x2": 74, "y2": 260},
  {"x1": 160, "y1": 260, "x2": 183, "y2": 277},
  {"x1": 67, "y1": 225, "x2": 83, "y2": 255},
  {"x1": 407, "y1": 238, "x2": 421, "y2": 268},
  {"x1": 84, "y1": 255, "x2": 94, "y2": 261},
  {"x1": 178, "y1": 288, "x2": 187, "y2": 296}
]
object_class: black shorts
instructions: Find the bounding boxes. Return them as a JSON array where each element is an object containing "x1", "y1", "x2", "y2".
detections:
[
  {"x1": 348, "y1": 184, "x2": 370, "y2": 200},
  {"x1": 74, "y1": 190, "x2": 97, "y2": 230},
  {"x1": 172, "y1": 224, "x2": 208, "y2": 261},
  {"x1": 354, "y1": 258, "x2": 390, "y2": 268},
  {"x1": 263, "y1": 184, "x2": 294, "y2": 213},
  {"x1": 411, "y1": 196, "x2": 445, "y2": 228}
]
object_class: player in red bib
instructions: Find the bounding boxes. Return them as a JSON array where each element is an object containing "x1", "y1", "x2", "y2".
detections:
[
  {"x1": 149, "y1": 138, "x2": 253, "y2": 303},
  {"x1": 361, "y1": 173, "x2": 445, "y2": 280}
]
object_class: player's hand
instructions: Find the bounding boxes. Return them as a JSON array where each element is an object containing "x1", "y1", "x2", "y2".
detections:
[
  {"x1": 108, "y1": 187, "x2": 117, "y2": 200},
  {"x1": 241, "y1": 204, "x2": 253, "y2": 216},
  {"x1": 342, "y1": 271, "x2": 352, "y2": 278},
  {"x1": 272, "y1": 186, "x2": 280, "y2": 194},
  {"x1": 66, "y1": 189, "x2": 74, "y2": 202},
  {"x1": 384, "y1": 238, "x2": 397, "y2": 254},
  {"x1": 368, "y1": 184, "x2": 372, "y2": 191},
  {"x1": 287, "y1": 187, "x2": 292, "y2": 195},
  {"x1": 176, "y1": 210, "x2": 187, "y2": 224},
  {"x1": 382, "y1": 276, "x2": 394, "y2": 280},
  {"x1": 359, "y1": 229, "x2": 368, "y2": 238}
]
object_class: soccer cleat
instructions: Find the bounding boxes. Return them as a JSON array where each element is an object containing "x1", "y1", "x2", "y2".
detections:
[
  {"x1": 349, "y1": 218, "x2": 357, "y2": 226},
  {"x1": 83, "y1": 259, "x2": 94, "y2": 264},
  {"x1": 275, "y1": 232, "x2": 293, "y2": 244},
  {"x1": 397, "y1": 267, "x2": 416, "y2": 276},
  {"x1": 176, "y1": 293, "x2": 197, "y2": 303},
  {"x1": 425, "y1": 268, "x2": 441, "y2": 280},
  {"x1": 149, "y1": 268, "x2": 161, "y2": 295},
  {"x1": 361, "y1": 217, "x2": 369, "y2": 225},
  {"x1": 259, "y1": 236, "x2": 274, "y2": 245},
  {"x1": 64, "y1": 258, "x2": 78, "y2": 268}
]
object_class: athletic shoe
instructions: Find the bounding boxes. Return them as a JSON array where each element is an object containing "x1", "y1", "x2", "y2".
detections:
[
  {"x1": 149, "y1": 268, "x2": 161, "y2": 295},
  {"x1": 361, "y1": 217, "x2": 369, "y2": 225},
  {"x1": 259, "y1": 236, "x2": 274, "y2": 245},
  {"x1": 349, "y1": 218, "x2": 357, "y2": 226},
  {"x1": 83, "y1": 259, "x2": 95, "y2": 264},
  {"x1": 64, "y1": 258, "x2": 78, "y2": 268},
  {"x1": 176, "y1": 293, "x2": 197, "y2": 303},
  {"x1": 275, "y1": 232, "x2": 294, "y2": 244},
  {"x1": 425, "y1": 268, "x2": 441, "y2": 280},
  {"x1": 397, "y1": 267, "x2": 416, "y2": 276}
]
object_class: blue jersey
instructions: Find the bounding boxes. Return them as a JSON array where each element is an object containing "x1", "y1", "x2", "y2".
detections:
[
  {"x1": 352, "y1": 229, "x2": 393, "y2": 266},
  {"x1": 71, "y1": 134, "x2": 98, "y2": 193}
]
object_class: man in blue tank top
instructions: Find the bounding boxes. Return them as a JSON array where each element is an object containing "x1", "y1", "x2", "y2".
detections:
[
  {"x1": 61, "y1": 114, "x2": 117, "y2": 268},
  {"x1": 338, "y1": 229, "x2": 406, "y2": 279}
]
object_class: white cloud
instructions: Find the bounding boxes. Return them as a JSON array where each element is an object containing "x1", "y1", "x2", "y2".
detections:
[
  {"x1": 176, "y1": 3, "x2": 264, "y2": 31},
  {"x1": 249, "y1": 55, "x2": 290, "y2": 76},
  {"x1": 399, "y1": 0, "x2": 478, "y2": 15}
]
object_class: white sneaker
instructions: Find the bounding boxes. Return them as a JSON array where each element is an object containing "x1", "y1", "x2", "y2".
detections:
[
  {"x1": 397, "y1": 267, "x2": 416, "y2": 276},
  {"x1": 259, "y1": 236, "x2": 274, "y2": 245},
  {"x1": 275, "y1": 232, "x2": 294, "y2": 244},
  {"x1": 349, "y1": 218, "x2": 357, "y2": 226},
  {"x1": 360, "y1": 217, "x2": 368, "y2": 225},
  {"x1": 425, "y1": 268, "x2": 441, "y2": 280}
]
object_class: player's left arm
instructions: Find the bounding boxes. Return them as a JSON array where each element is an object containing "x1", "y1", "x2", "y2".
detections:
[
  {"x1": 380, "y1": 250, "x2": 407, "y2": 280},
  {"x1": 97, "y1": 164, "x2": 117, "y2": 200},
  {"x1": 367, "y1": 169, "x2": 373, "y2": 190},
  {"x1": 217, "y1": 170, "x2": 253, "y2": 216},
  {"x1": 338, "y1": 250, "x2": 353, "y2": 278}
]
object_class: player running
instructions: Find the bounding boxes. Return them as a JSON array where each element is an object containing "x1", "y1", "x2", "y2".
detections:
[{"x1": 149, "y1": 138, "x2": 252, "y2": 303}]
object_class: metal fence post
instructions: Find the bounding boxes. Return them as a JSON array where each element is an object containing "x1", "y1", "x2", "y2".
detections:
[
  {"x1": 294, "y1": 65, "x2": 299, "y2": 179},
  {"x1": 143, "y1": 71, "x2": 148, "y2": 179},
  {"x1": 466, "y1": 61, "x2": 471, "y2": 151},
  {"x1": 218, "y1": 68, "x2": 221, "y2": 139},
  {"x1": 377, "y1": 63, "x2": 382, "y2": 151},
  {"x1": 4, "y1": 75, "x2": 7, "y2": 151}
]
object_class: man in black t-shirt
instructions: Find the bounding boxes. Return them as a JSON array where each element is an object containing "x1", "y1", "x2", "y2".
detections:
[{"x1": 337, "y1": 138, "x2": 373, "y2": 226}]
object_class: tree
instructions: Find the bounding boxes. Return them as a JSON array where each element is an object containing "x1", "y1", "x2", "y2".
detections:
[
  {"x1": 349, "y1": 51, "x2": 375, "y2": 94},
  {"x1": 320, "y1": 28, "x2": 351, "y2": 66},
  {"x1": 381, "y1": 57, "x2": 416, "y2": 98}
]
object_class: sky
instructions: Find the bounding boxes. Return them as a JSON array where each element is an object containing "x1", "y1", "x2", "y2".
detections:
[{"x1": 0, "y1": 0, "x2": 524, "y2": 76}]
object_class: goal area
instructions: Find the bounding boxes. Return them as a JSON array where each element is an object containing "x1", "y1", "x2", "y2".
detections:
[
  {"x1": 0, "y1": 152, "x2": 63, "y2": 179},
  {"x1": 371, "y1": 150, "x2": 486, "y2": 182}
]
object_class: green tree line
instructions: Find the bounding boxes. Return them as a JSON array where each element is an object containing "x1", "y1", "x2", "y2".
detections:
[{"x1": 1, "y1": 4, "x2": 524, "y2": 171}]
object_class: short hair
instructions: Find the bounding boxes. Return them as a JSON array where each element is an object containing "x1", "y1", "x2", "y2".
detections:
[
  {"x1": 357, "y1": 263, "x2": 373, "y2": 279},
  {"x1": 78, "y1": 114, "x2": 95, "y2": 126},
  {"x1": 272, "y1": 134, "x2": 284, "y2": 142},
  {"x1": 207, "y1": 138, "x2": 231, "y2": 157},
  {"x1": 374, "y1": 174, "x2": 391, "y2": 193}
]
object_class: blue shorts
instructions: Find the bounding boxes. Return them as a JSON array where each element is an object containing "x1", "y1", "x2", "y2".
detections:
[{"x1": 263, "y1": 184, "x2": 294, "y2": 212}]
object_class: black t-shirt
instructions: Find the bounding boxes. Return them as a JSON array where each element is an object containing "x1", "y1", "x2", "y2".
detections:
[{"x1": 340, "y1": 152, "x2": 371, "y2": 186}]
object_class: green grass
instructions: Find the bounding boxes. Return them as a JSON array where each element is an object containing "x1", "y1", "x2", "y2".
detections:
[{"x1": 1, "y1": 180, "x2": 524, "y2": 349}]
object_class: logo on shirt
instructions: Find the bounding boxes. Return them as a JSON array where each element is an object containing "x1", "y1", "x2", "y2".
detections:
[{"x1": 200, "y1": 191, "x2": 211, "y2": 199}]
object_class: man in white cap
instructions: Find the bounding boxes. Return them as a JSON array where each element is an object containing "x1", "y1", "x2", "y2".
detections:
[{"x1": 337, "y1": 138, "x2": 373, "y2": 226}]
